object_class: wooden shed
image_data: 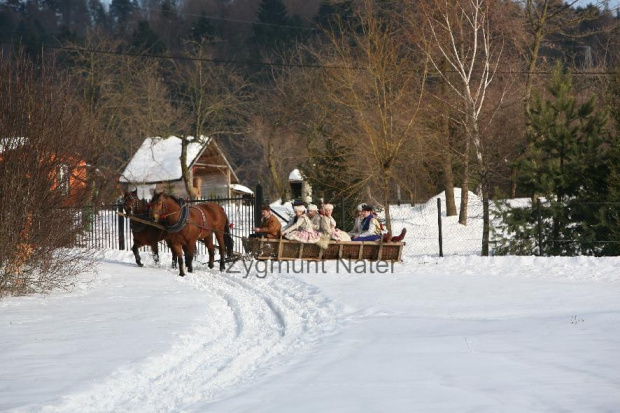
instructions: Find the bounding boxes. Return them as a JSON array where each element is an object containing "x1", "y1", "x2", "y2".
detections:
[{"x1": 119, "y1": 136, "x2": 248, "y2": 199}]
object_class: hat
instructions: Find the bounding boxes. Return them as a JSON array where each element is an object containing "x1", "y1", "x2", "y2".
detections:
[
  {"x1": 323, "y1": 203, "x2": 334, "y2": 211},
  {"x1": 357, "y1": 203, "x2": 366, "y2": 211},
  {"x1": 361, "y1": 204, "x2": 374, "y2": 212},
  {"x1": 293, "y1": 205, "x2": 306, "y2": 213},
  {"x1": 308, "y1": 204, "x2": 318, "y2": 212}
]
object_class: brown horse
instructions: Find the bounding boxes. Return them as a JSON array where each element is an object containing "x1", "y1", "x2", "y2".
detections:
[
  {"x1": 150, "y1": 191, "x2": 233, "y2": 276},
  {"x1": 122, "y1": 190, "x2": 176, "y2": 269}
]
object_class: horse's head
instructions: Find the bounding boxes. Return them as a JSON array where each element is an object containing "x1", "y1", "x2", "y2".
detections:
[
  {"x1": 122, "y1": 189, "x2": 140, "y2": 215},
  {"x1": 150, "y1": 191, "x2": 168, "y2": 222}
]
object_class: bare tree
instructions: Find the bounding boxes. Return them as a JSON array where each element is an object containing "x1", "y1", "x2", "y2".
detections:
[
  {"x1": 420, "y1": 0, "x2": 515, "y2": 255},
  {"x1": 171, "y1": 40, "x2": 252, "y2": 199},
  {"x1": 420, "y1": 0, "x2": 506, "y2": 229},
  {"x1": 308, "y1": 0, "x2": 428, "y2": 231},
  {"x1": 62, "y1": 29, "x2": 182, "y2": 199}
]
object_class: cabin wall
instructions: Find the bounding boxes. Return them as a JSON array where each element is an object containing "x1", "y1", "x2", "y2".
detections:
[{"x1": 199, "y1": 173, "x2": 229, "y2": 198}]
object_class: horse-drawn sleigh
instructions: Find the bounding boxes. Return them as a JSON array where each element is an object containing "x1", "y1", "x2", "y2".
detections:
[
  {"x1": 120, "y1": 191, "x2": 405, "y2": 276},
  {"x1": 241, "y1": 237, "x2": 404, "y2": 262}
]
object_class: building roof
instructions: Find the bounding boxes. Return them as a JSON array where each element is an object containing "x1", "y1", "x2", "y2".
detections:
[
  {"x1": 119, "y1": 136, "x2": 209, "y2": 184},
  {"x1": 288, "y1": 168, "x2": 304, "y2": 182},
  {"x1": 230, "y1": 184, "x2": 253, "y2": 194}
]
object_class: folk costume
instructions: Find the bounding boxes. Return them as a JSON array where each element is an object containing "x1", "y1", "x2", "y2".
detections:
[
  {"x1": 320, "y1": 204, "x2": 351, "y2": 242},
  {"x1": 351, "y1": 205, "x2": 382, "y2": 242},
  {"x1": 307, "y1": 204, "x2": 321, "y2": 231},
  {"x1": 347, "y1": 203, "x2": 366, "y2": 237},
  {"x1": 282, "y1": 205, "x2": 321, "y2": 243}
]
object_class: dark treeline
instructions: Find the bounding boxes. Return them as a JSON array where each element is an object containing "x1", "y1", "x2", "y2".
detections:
[{"x1": 1, "y1": 0, "x2": 618, "y2": 215}]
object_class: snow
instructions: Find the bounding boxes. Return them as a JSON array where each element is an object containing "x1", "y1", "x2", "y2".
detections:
[
  {"x1": 0, "y1": 137, "x2": 28, "y2": 153},
  {"x1": 230, "y1": 184, "x2": 254, "y2": 195},
  {"x1": 2, "y1": 195, "x2": 620, "y2": 412},
  {"x1": 119, "y1": 136, "x2": 208, "y2": 184},
  {"x1": 288, "y1": 168, "x2": 304, "y2": 182}
]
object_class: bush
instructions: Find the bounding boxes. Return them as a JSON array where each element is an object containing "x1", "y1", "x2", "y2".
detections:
[{"x1": 0, "y1": 51, "x2": 96, "y2": 296}]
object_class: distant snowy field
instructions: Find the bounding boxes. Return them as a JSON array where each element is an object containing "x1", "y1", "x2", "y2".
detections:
[{"x1": 1, "y1": 192, "x2": 619, "y2": 412}]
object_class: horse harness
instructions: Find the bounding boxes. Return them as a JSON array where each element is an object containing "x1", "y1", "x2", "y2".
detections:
[{"x1": 161, "y1": 200, "x2": 211, "y2": 237}]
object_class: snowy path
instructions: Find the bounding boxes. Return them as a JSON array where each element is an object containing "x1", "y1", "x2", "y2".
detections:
[{"x1": 11, "y1": 254, "x2": 340, "y2": 413}]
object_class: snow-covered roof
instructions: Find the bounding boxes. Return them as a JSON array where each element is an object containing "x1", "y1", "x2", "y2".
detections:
[
  {"x1": 230, "y1": 184, "x2": 253, "y2": 195},
  {"x1": 119, "y1": 136, "x2": 210, "y2": 184},
  {"x1": 288, "y1": 168, "x2": 304, "y2": 182}
]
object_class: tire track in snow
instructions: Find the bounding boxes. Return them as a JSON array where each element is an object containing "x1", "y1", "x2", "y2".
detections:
[{"x1": 36, "y1": 265, "x2": 340, "y2": 413}]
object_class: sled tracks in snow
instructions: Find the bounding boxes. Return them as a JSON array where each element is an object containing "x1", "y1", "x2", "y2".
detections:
[{"x1": 40, "y1": 269, "x2": 341, "y2": 412}]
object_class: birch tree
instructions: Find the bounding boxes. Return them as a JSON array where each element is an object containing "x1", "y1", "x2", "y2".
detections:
[
  {"x1": 421, "y1": 0, "x2": 508, "y2": 254},
  {"x1": 309, "y1": 0, "x2": 428, "y2": 231}
]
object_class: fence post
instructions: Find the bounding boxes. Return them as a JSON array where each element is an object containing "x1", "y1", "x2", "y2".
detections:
[
  {"x1": 437, "y1": 198, "x2": 443, "y2": 257},
  {"x1": 537, "y1": 198, "x2": 543, "y2": 256},
  {"x1": 117, "y1": 203, "x2": 125, "y2": 250},
  {"x1": 255, "y1": 183, "x2": 263, "y2": 228}
]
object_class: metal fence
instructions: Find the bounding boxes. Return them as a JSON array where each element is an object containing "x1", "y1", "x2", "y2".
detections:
[
  {"x1": 78, "y1": 195, "x2": 256, "y2": 256},
  {"x1": 75, "y1": 190, "x2": 619, "y2": 258}
]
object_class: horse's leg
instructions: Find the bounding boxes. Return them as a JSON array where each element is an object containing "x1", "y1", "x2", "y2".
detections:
[
  {"x1": 184, "y1": 244, "x2": 196, "y2": 273},
  {"x1": 206, "y1": 234, "x2": 215, "y2": 269},
  {"x1": 131, "y1": 242, "x2": 143, "y2": 267},
  {"x1": 170, "y1": 244, "x2": 185, "y2": 276},
  {"x1": 215, "y1": 231, "x2": 227, "y2": 271},
  {"x1": 152, "y1": 242, "x2": 160, "y2": 265},
  {"x1": 165, "y1": 240, "x2": 177, "y2": 269}
]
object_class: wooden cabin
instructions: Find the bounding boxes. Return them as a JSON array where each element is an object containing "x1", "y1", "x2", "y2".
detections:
[{"x1": 119, "y1": 136, "x2": 249, "y2": 199}]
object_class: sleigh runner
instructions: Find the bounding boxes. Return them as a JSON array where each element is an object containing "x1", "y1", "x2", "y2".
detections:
[{"x1": 242, "y1": 237, "x2": 404, "y2": 262}]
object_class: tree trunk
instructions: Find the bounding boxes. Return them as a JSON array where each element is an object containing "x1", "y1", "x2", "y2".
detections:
[
  {"x1": 510, "y1": 168, "x2": 517, "y2": 198},
  {"x1": 459, "y1": 174, "x2": 469, "y2": 226},
  {"x1": 440, "y1": 59, "x2": 458, "y2": 217},
  {"x1": 459, "y1": 136, "x2": 471, "y2": 226},
  {"x1": 267, "y1": 126, "x2": 284, "y2": 199},
  {"x1": 180, "y1": 137, "x2": 195, "y2": 200},
  {"x1": 383, "y1": 175, "x2": 392, "y2": 232},
  {"x1": 442, "y1": 153, "x2": 457, "y2": 216},
  {"x1": 482, "y1": 187, "x2": 490, "y2": 256}
]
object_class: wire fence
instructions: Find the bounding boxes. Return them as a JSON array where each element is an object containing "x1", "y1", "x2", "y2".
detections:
[
  {"x1": 75, "y1": 195, "x2": 255, "y2": 256},
  {"x1": 74, "y1": 191, "x2": 619, "y2": 258},
  {"x1": 376, "y1": 197, "x2": 619, "y2": 257}
]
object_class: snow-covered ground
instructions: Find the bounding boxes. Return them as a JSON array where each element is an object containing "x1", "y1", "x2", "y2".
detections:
[{"x1": 2, "y1": 191, "x2": 619, "y2": 412}]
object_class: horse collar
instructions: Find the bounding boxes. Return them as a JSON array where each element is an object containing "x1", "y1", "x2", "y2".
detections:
[{"x1": 164, "y1": 204, "x2": 189, "y2": 233}]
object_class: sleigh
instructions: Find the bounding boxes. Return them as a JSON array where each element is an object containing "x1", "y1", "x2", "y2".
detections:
[{"x1": 241, "y1": 237, "x2": 404, "y2": 262}]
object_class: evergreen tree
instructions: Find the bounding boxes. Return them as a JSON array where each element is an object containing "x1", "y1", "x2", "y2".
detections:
[
  {"x1": 519, "y1": 66, "x2": 608, "y2": 202},
  {"x1": 251, "y1": 0, "x2": 299, "y2": 55},
  {"x1": 189, "y1": 12, "x2": 216, "y2": 42},
  {"x1": 88, "y1": 0, "x2": 110, "y2": 30},
  {"x1": 495, "y1": 65, "x2": 613, "y2": 256},
  {"x1": 301, "y1": 134, "x2": 360, "y2": 230},
  {"x1": 314, "y1": 0, "x2": 355, "y2": 30},
  {"x1": 109, "y1": 0, "x2": 136, "y2": 33},
  {"x1": 131, "y1": 20, "x2": 166, "y2": 54}
]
